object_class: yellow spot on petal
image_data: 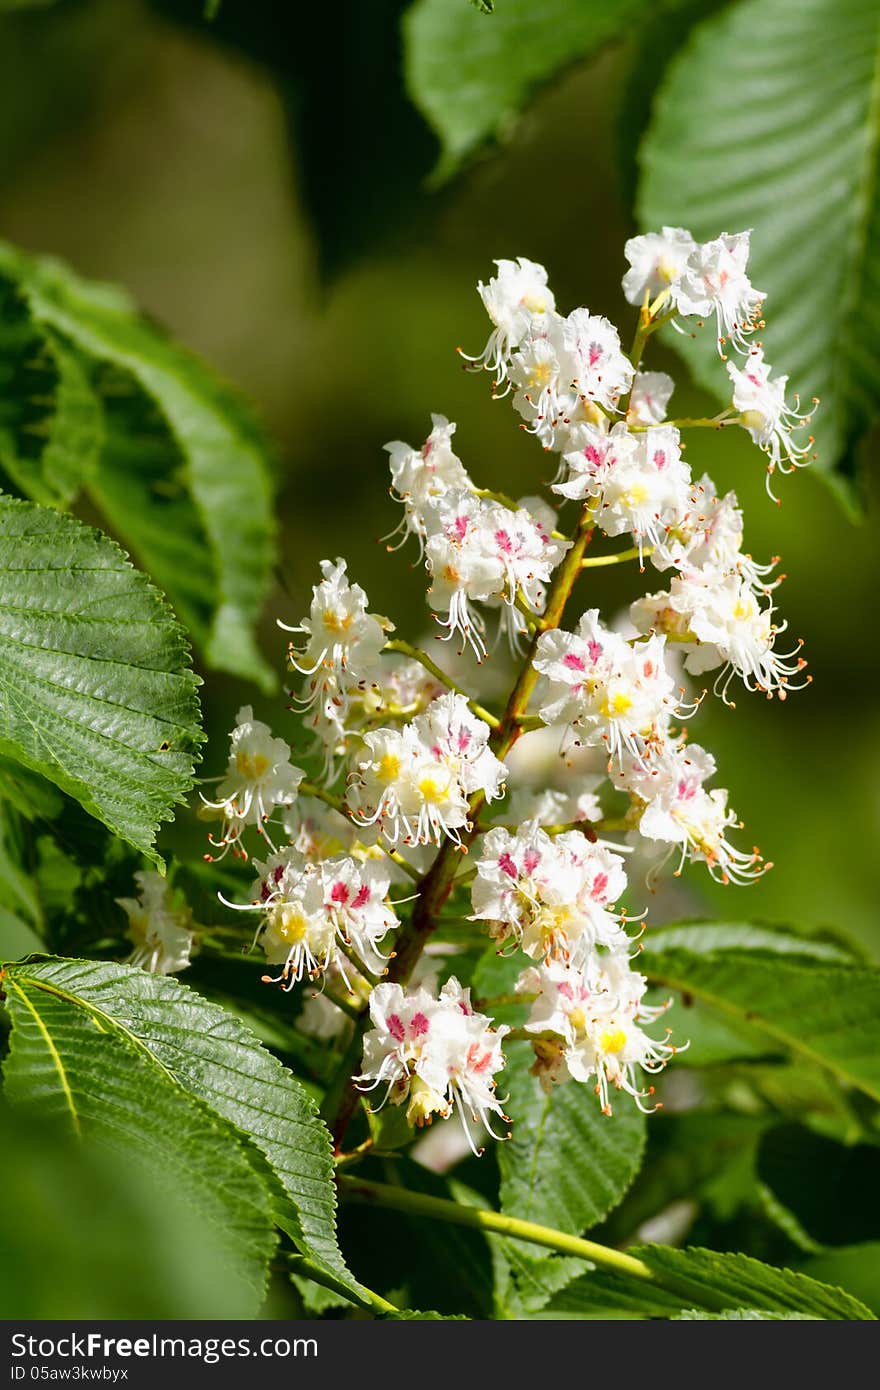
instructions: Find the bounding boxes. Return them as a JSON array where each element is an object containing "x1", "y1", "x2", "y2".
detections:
[
  {"x1": 377, "y1": 752, "x2": 401, "y2": 783},
  {"x1": 235, "y1": 751, "x2": 271, "y2": 779}
]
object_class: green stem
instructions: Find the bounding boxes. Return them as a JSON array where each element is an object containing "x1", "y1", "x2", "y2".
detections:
[
  {"x1": 337, "y1": 1176, "x2": 740, "y2": 1314},
  {"x1": 626, "y1": 294, "x2": 677, "y2": 376},
  {"x1": 338, "y1": 1176, "x2": 652, "y2": 1286},
  {"x1": 582, "y1": 546, "x2": 651, "y2": 568},
  {"x1": 322, "y1": 983, "x2": 368, "y2": 1021},
  {"x1": 287, "y1": 1252, "x2": 399, "y2": 1316},
  {"x1": 384, "y1": 638, "x2": 500, "y2": 729},
  {"x1": 299, "y1": 779, "x2": 421, "y2": 882},
  {"x1": 655, "y1": 412, "x2": 738, "y2": 430}
]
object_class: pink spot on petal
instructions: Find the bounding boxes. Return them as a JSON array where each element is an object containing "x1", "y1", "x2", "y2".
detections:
[
  {"x1": 564, "y1": 652, "x2": 586, "y2": 672},
  {"x1": 387, "y1": 1013, "x2": 405, "y2": 1042},
  {"x1": 410, "y1": 1011, "x2": 430, "y2": 1038},
  {"x1": 498, "y1": 851, "x2": 518, "y2": 879}
]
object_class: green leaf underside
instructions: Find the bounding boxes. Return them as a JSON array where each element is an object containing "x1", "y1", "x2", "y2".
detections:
[
  {"x1": 0, "y1": 278, "x2": 102, "y2": 507},
  {"x1": 405, "y1": 0, "x2": 651, "y2": 180},
  {"x1": 0, "y1": 498, "x2": 202, "y2": 859},
  {"x1": 638, "y1": 0, "x2": 880, "y2": 503},
  {"x1": 1, "y1": 957, "x2": 364, "y2": 1302},
  {"x1": 2, "y1": 963, "x2": 277, "y2": 1313},
  {"x1": 0, "y1": 242, "x2": 276, "y2": 688},
  {"x1": 545, "y1": 1245, "x2": 875, "y2": 1320},
  {"x1": 87, "y1": 367, "x2": 217, "y2": 654},
  {"x1": 643, "y1": 925, "x2": 880, "y2": 1100}
]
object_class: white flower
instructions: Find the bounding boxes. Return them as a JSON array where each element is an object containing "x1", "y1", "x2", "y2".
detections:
[
  {"x1": 347, "y1": 695, "x2": 506, "y2": 848},
  {"x1": 672, "y1": 231, "x2": 764, "y2": 354},
  {"x1": 357, "y1": 977, "x2": 509, "y2": 1151},
  {"x1": 508, "y1": 325, "x2": 567, "y2": 447},
  {"x1": 650, "y1": 475, "x2": 744, "y2": 574},
  {"x1": 632, "y1": 572, "x2": 808, "y2": 704},
  {"x1": 614, "y1": 739, "x2": 767, "y2": 884},
  {"x1": 519, "y1": 956, "x2": 678, "y2": 1113},
  {"x1": 533, "y1": 611, "x2": 685, "y2": 761},
  {"x1": 622, "y1": 227, "x2": 697, "y2": 306},
  {"x1": 464, "y1": 257, "x2": 556, "y2": 383},
  {"x1": 471, "y1": 820, "x2": 630, "y2": 962},
  {"x1": 418, "y1": 692, "x2": 508, "y2": 803},
  {"x1": 592, "y1": 425, "x2": 691, "y2": 560},
  {"x1": 423, "y1": 491, "x2": 505, "y2": 659},
  {"x1": 283, "y1": 558, "x2": 390, "y2": 687},
  {"x1": 253, "y1": 849, "x2": 396, "y2": 990},
  {"x1": 384, "y1": 415, "x2": 472, "y2": 548},
  {"x1": 485, "y1": 498, "x2": 570, "y2": 643},
  {"x1": 117, "y1": 871, "x2": 196, "y2": 975},
  {"x1": 727, "y1": 347, "x2": 815, "y2": 490},
  {"x1": 423, "y1": 490, "x2": 567, "y2": 658},
  {"x1": 562, "y1": 309, "x2": 634, "y2": 414},
  {"x1": 200, "y1": 706, "x2": 305, "y2": 856},
  {"x1": 553, "y1": 421, "x2": 640, "y2": 503},
  {"x1": 627, "y1": 371, "x2": 675, "y2": 427}
]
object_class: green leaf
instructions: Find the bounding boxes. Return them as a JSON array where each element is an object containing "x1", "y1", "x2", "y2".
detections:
[
  {"x1": 499, "y1": 1039, "x2": 646, "y2": 1231},
  {"x1": 638, "y1": 0, "x2": 880, "y2": 507},
  {"x1": 546, "y1": 1244, "x2": 875, "y2": 1320},
  {"x1": 405, "y1": 0, "x2": 651, "y2": 181},
  {"x1": 643, "y1": 923, "x2": 880, "y2": 1101},
  {"x1": 0, "y1": 277, "x2": 102, "y2": 506},
  {"x1": 1, "y1": 956, "x2": 364, "y2": 1303},
  {"x1": 2, "y1": 961, "x2": 278, "y2": 1313},
  {"x1": 0, "y1": 754, "x2": 63, "y2": 820},
  {"x1": 86, "y1": 368, "x2": 220, "y2": 660},
  {"x1": 674, "y1": 1310, "x2": 814, "y2": 1320},
  {"x1": 0, "y1": 1100, "x2": 273, "y2": 1319},
  {"x1": 0, "y1": 497, "x2": 203, "y2": 860},
  {"x1": 0, "y1": 242, "x2": 276, "y2": 688},
  {"x1": 496, "y1": 1039, "x2": 645, "y2": 1305},
  {"x1": 384, "y1": 1310, "x2": 469, "y2": 1319},
  {"x1": 801, "y1": 1244, "x2": 880, "y2": 1317}
]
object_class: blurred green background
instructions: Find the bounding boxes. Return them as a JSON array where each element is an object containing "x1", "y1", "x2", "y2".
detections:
[{"x1": 1, "y1": 0, "x2": 877, "y2": 957}]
